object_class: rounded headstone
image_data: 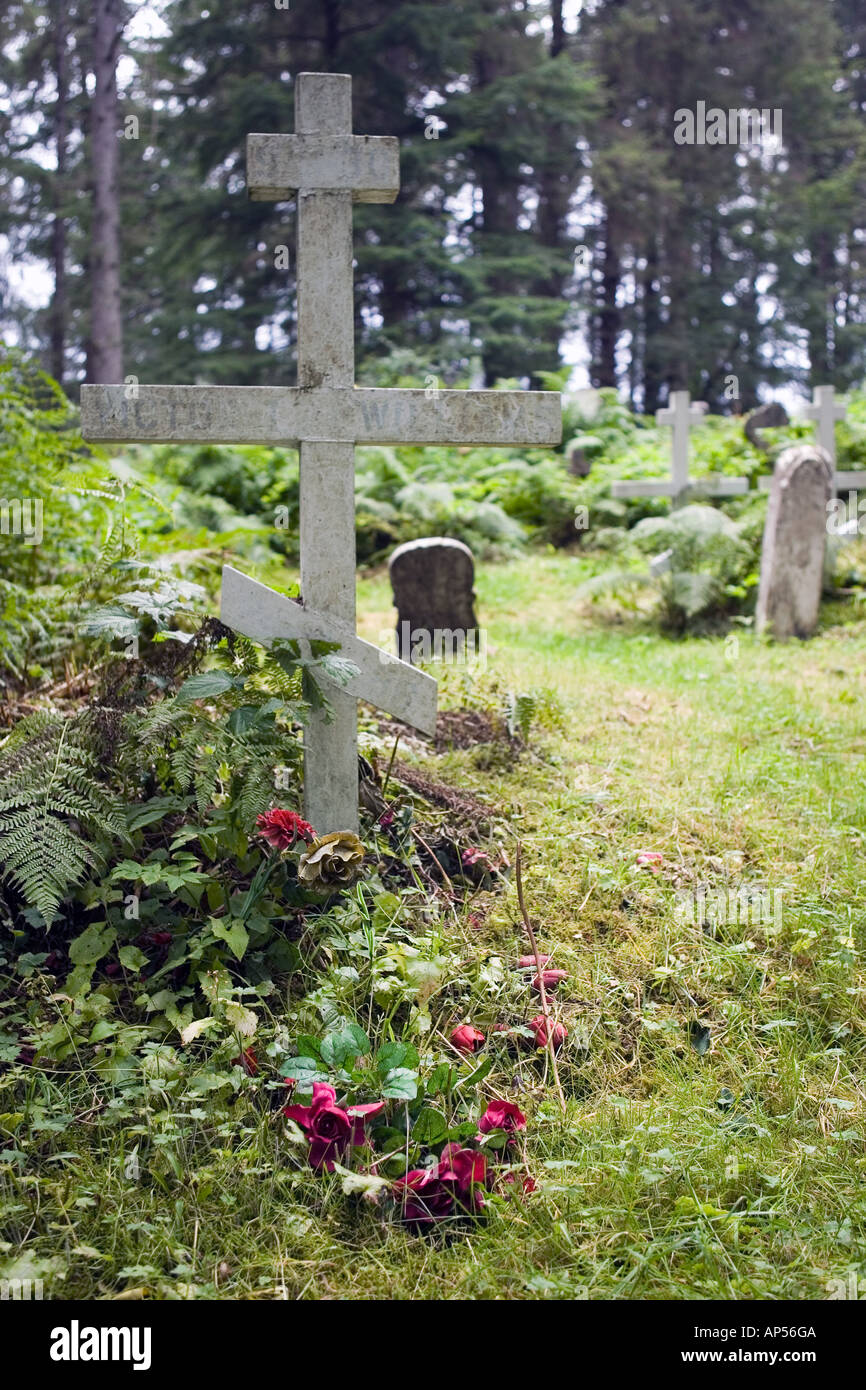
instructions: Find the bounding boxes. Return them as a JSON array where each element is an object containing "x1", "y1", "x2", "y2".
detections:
[
  {"x1": 755, "y1": 445, "x2": 833, "y2": 640},
  {"x1": 388, "y1": 537, "x2": 479, "y2": 663}
]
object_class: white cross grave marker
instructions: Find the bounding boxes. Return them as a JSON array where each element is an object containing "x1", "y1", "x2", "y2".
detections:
[
  {"x1": 612, "y1": 390, "x2": 748, "y2": 502},
  {"x1": 80, "y1": 72, "x2": 561, "y2": 835},
  {"x1": 757, "y1": 386, "x2": 853, "y2": 491},
  {"x1": 806, "y1": 385, "x2": 846, "y2": 467}
]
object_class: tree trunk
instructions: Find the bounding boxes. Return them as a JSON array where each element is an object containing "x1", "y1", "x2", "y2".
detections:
[
  {"x1": 88, "y1": 0, "x2": 124, "y2": 384},
  {"x1": 594, "y1": 206, "x2": 619, "y2": 388},
  {"x1": 48, "y1": 0, "x2": 68, "y2": 388}
]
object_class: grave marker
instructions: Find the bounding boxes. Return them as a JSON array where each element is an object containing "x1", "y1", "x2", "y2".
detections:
[
  {"x1": 755, "y1": 444, "x2": 833, "y2": 640},
  {"x1": 612, "y1": 390, "x2": 748, "y2": 502},
  {"x1": 80, "y1": 72, "x2": 561, "y2": 834}
]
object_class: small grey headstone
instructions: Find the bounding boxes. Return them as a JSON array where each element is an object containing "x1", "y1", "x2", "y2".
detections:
[
  {"x1": 744, "y1": 402, "x2": 789, "y2": 452},
  {"x1": 565, "y1": 437, "x2": 592, "y2": 476},
  {"x1": 756, "y1": 445, "x2": 833, "y2": 640},
  {"x1": 389, "y1": 537, "x2": 479, "y2": 663}
]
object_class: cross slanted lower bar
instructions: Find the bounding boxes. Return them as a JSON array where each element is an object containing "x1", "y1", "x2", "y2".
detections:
[
  {"x1": 612, "y1": 389, "x2": 748, "y2": 502},
  {"x1": 80, "y1": 72, "x2": 561, "y2": 835}
]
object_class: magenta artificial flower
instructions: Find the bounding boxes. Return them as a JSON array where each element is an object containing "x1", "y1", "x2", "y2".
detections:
[
  {"x1": 440, "y1": 1143, "x2": 488, "y2": 1211},
  {"x1": 529, "y1": 1015, "x2": 568, "y2": 1051},
  {"x1": 450, "y1": 1023, "x2": 486, "y2": 1054},
  {"x1": 478, "y1": 1099, "x2": 527, "y2": 1136},
  {"x1": 393, "y1": 1167, "x2": 457, "y2": 1226},
  {"x1": 283, "y1": 1082, "x2": 382, "y2": 1171},
  {"x1": 256, "y1": 808, "x2": 315, "y2": 850},
  {"x1": 531, "y1": 969, "x2": 569, "y2": 992}
]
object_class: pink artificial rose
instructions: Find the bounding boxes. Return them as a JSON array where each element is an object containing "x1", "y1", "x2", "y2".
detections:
[
  {"x1": 450, "y1": 1024, "x2": 485, "y2": 1053},
  {"x1": 478, "y1": 1099, "x2": 527, "y2": 1136},
  {"x1": 529, "y1": 1014, "x2": 568, "y2": 1051},
  {"x1": 393, "y1": 1168, "x2": 456, "y2": 1226},
  {"x1": 531, "y1": 969, "x2": 568, "y2": 992}
]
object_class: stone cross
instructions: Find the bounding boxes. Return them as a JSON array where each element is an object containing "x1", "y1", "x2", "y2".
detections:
[
  {"x1": 757, "y1": 386, "x2": 854, "y2": 491},
  {"x1": 755, "y1": 444, "x2": 833, "y2": 640},
  {"x1": 80, "y1": 72, "x2": 561, "y2": 835},
  {"x1": 805, "y1": 385, "x2": 852, "y2": 483},
  {"x1": 612, "y1": 390, "x2": 748, "y2": 502}
]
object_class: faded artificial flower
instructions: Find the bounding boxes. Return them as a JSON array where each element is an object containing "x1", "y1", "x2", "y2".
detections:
[
  {"x1": 450, "y1": 1023, "x2": 485, "y2": 1054},
  {"x1": 461, "y1": 846, "x2": 497, "y2": 874},
  {"x1": 636, "y1": 850, "x2": 664, "y2": 872},
  {"x1": 478, "y1": 1099, "x2": 527, "y2": 1136},
  {"x1": 298, "y1": 831, "x2": 365, "y2": 888},
  {"x1": 529, "y1": 1014, "x2": 568, "y2": 1051},
  {"x1": 256, "y1": 807, "x2": 315, "y2": 850}
]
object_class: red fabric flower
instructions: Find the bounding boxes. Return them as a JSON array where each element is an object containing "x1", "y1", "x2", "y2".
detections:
[
  {"x1": 283, "y1": 1082, "x2": 382, "y2": 1171},
  {"x1": 231, "y1": 1047, "x2": 258, "y2": 1076},
  {"x1": 256, "y1": 808, "x2": 315, "y2": 850},
  {"x1": 531, "y1": 969, "x2": 568, "y2": 992},
  {"x1": 502, "y1": 1171, "x2": 537, "y2": 1196},
  {"x1": 518, "y1": 954, "x2": 551, "y2": 968},
  {"x1": 347, "y1": 1101, "x2": 386, "y2": 1146},
  {"x1": 478, "y1": 1099, "x2": 527, "y2": 1136},
  {"x1": 393, "y1": 1167, "x2": 456, "y2": 1226},
  {"x1": 440, "y1": 1143, "x2": 488, "y2": 1211},
  {"x1": 529, "y1": 1014, "x2": 568, "y2": 1051},
  {"x1": 450, "y1": 1023, "x2": 485, "y2": 1053}
]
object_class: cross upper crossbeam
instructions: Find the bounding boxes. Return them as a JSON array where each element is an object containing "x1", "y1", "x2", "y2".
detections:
[{"x1": 80, "y1": 384, "x2": 561, "y2": 447}]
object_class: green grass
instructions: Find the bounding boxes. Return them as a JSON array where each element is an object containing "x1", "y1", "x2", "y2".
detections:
[{"x1": 2, "y1": 552, "x2": 865, "y2": 1300}]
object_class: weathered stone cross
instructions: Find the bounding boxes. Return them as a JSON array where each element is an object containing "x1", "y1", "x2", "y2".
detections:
[
  {"x1": 806, "y1": 385, "x2": 857, "y2": 489},
  {"x1": 612, "y1": 389, "x2": 748, "y2": 503},
  {"x1": 80, "y1": 72, "x2": 561, "y2": 835},
  {"x1": 757, "y1": 386, "x2": 853, "y2": 491}
]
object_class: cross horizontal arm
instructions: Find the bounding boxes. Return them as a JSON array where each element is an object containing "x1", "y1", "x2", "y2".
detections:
[
  {"x1": 247, "y1": 134, "x2": 399, "y2": 203},
  {"x1": 81, "y1": 385, "x2": 562, "y2": 447},
  {"x1": 220, "y1": 566, "x2": 437, "y2": 735},
  {"x1": 612, "y1": 476, "x2": 749, "y2": 498}
]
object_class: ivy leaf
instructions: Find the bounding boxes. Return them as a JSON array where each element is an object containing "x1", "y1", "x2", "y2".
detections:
[
  {"x1": 118, "y1": 946, "x2": 148, "y2": 972},
  {"x1": 411, "y1": 1107, "x2": 448, "y2": 1144},
  {"x1": 331, "y1": 1163, "x2": 390, "y2": 1199},
  {"x1": 69, "y1": 923, "x2": 115, "y2": 967},
  {"x1": 381, "y1": 1067, "x2": 418, "y2": 1101},
  {"x1": 376, "y1": 1041, "x2": 420, "y2": 1076},
  {"x1": 179, "y1": 1017, "x2": 215, "y2": 1046},
  {"x1": 210, "y1": 917, "x2": 249, "y2": 962}
]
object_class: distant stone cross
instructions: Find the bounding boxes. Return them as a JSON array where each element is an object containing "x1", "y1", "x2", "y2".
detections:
[
  {"x1": 758, "y1": 386, "x2": 852, "y2": 491},
  {"x1": 612, "y1": 389, "x2": 747, "y2": 502},
  {"x1": 806, "y1": 385, "x2": 854, "y2": 486},
  {"x1": 80, "y1": 72, "x2": 561, "y2": 835}
]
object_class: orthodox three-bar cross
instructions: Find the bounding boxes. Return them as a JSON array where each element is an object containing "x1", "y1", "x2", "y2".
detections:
[
  {"x1": 612, "y1": 390, "x2": 748, "y2": 503},
  {"x1": 80, "y1": 73, "x2": 561, "y2": 835}
]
